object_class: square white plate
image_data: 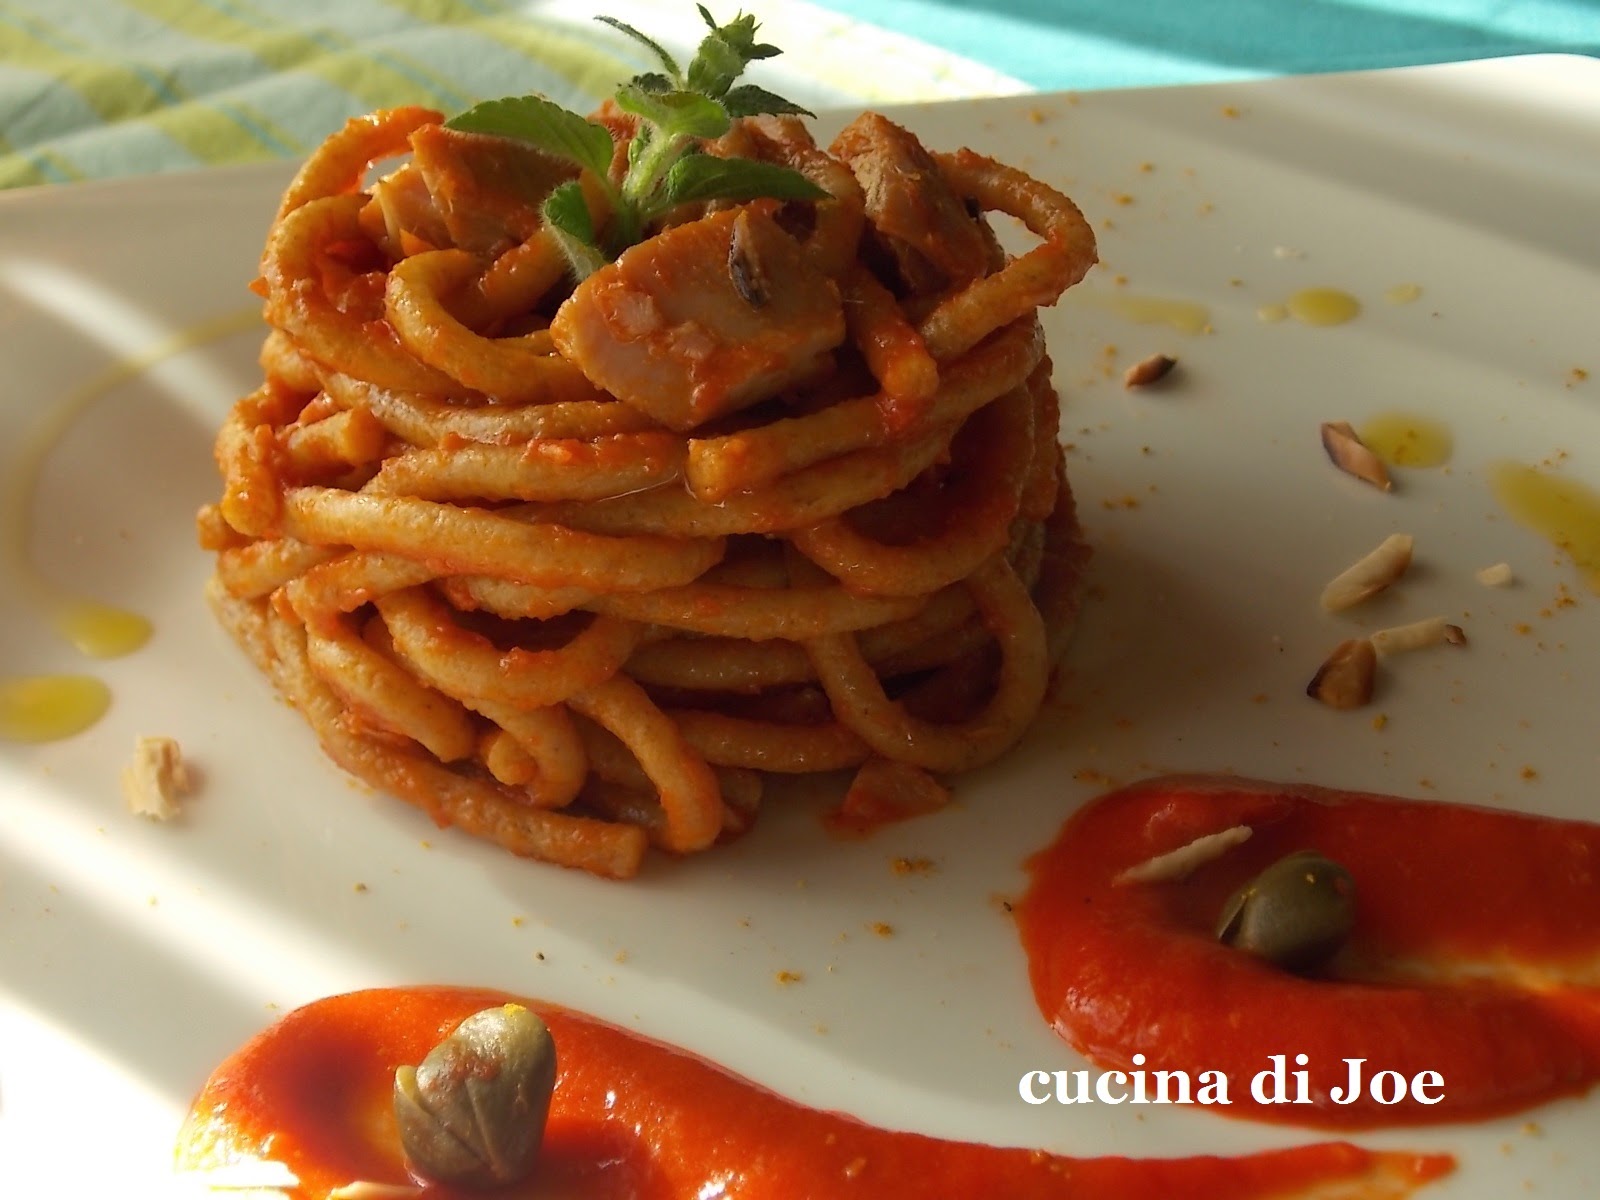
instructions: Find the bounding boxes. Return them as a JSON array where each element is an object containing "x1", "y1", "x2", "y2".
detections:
[{"x1": 2, "y1": 53, "x2": 1598, "y2": 1197}]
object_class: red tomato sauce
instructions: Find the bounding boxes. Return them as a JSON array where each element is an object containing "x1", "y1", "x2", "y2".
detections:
[
  {"x1": 176, "y1": 985, "x2": 1450, "y2": 1198},
  {"x1": 1016, "y1": 775, "x2": 1600, "y2": 1129}
]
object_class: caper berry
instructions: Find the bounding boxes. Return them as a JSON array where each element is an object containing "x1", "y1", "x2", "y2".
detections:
[
  {"x1": 394, "y1": 1003, "x2": 556, "y2": 1188},
  {"x1": 1215, "y1": 850, "x2": 1356, "y2": 972}
]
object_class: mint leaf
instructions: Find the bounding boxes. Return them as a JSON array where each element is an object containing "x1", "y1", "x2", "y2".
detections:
[
  {"x1": 627, "y1": 124, "x2": 652, "y2": 171},
  {"x1": 451, "y1": 8, "x2": 828, "y2": 278},
  {"x1": 710, "y1": 11, "x2": 780, "y2": 60},
  {"x1": 685, "y1": 31, "x2": 746, "y2": 98},
  {"x1": 542, "y1": 180, "x2": 595, "y2": 244},
  {"x1": 629, "y1": 72, "x2": 674, "y2": 94},
  {"x1": 541, "y1": 181, "x2": 608, "y2": 279},
  {"x1": 613, "y1": 84, "x2": 731, "y2": 141},
  {"x1": 721, "y1": 84, "x2": 814, "y2": 120},
  {"x1": 663, "y1": 154, "x2": 828, "y2": 207},
  {"x1": 446, "y1": 95, "x2": 614, "y2": 178},
  {"x1": 596, "y1": 15, "x2": 681, "y2": 80}
]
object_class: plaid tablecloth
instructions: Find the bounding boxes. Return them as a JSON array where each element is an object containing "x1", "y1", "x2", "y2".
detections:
[
  {"x1": 2, "y1": 0, "x2": 1595, "y2": 191},
  {"x1": 0, "y1": 0, "x2": 1022, "y2": 190}
]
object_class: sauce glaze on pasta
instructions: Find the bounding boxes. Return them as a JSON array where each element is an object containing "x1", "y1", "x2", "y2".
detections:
[{"x1": 199, "y1": 103, "x2": 1096, "y2": 877}]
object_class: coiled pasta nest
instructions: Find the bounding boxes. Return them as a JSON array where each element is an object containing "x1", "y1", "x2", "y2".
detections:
[{"x1": 200, "y1": 104, "x2": 1096, "y2": 878}]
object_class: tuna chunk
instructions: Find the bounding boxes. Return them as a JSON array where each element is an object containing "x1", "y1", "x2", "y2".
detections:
[
  {"x1": 410, "y1": 123, "x2": 576, "y2": 256},
  {"x1": 550, "y1": 205, "x2": 845, "y2": 432},
  {"x1": 831, "y1": 112, "x2": 989, "y2": 294}
]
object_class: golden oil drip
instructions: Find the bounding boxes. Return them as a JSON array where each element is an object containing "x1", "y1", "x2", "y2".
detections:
[
  {"x1": 0, "y1": 674, "x2": 112, "y2": 743},
  {"x1": 50, "y1": 598, "x2": 153, "y2": 658},
  {"x1": 1075, "y1": 290, "x2": 1212, "y2": 334},
  {"x1": 1384, "y1": 282, "x2": 1423, "y2": 305},
  {"x1": 2, "y1": 305, "x2": 259, "y2": 653},
  {"x1": 1255, "y1": 302, "x2": 1289, "y2": 323},
  {"x1": 0, "y1": 306, "x2": 258, "y2": 741},
  {"x1": 1357, "y1": 412, "x2": 1453, "y2": 468},
  {"x1": 1489, "y1": 462, "x2": 1600, "y2": 591},
  {"x1": 1285, "y1": 287, "x2": 1361, "y2": 326}
]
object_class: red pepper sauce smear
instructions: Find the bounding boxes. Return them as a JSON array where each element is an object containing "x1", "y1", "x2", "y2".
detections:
[
  {"x1": 1017, "y1": 775, "x2": 1600, "y2": 1129},
  {"x1": 176, "y1": 985, "x2": 1450, "y2": 1198}
]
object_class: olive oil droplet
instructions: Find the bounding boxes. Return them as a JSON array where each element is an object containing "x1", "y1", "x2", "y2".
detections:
[
  {"x1": 51, "y1": 599, "x2": 153, "y2": 658},
  {"x1": 1357, "y1": 412, "x2": 1453, "y2": 468},
  {"x1": 1285, "y1": 287, "x2": 1361, "y2": 327},
  {"x1": 0, "y1": 674, "x2": 112, "y2": 743},
  {"x1": 1384, "y1": 282, "x2": 1423, "y2": 305},
  {"x1": 1489, "y1": 462, "x2": 1600, "y2": 591},
  {"x1": 1074, "y1": 290, "x2": 1212, "y2": 334}
]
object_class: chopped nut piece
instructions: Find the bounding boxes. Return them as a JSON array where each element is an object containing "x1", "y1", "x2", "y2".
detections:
[
  {"x1": 1306, "y1": 638, "x2": 1377, "y2": 709},
  {"x1": 1475, "y1": 561, "x2": 1514, "y2": 587},
  {"x1": 1371, "y1": 616, "x2": 1467, "y2": 655},
  {"x1": 1123, "y1": 353, "x2": 1177, "y2": 389},
  {"x1": 1319, "y1": 533, "x2": 1413, "y2": 611},
  {"x1": 121, "y1": 735, "x2": 192, "y2": 820},
  {"x1": 1320, "y1": 421, "x2": 1393, "y2": 491},
  {"x1": 1116, "y1": 825, "x2": 1252, "y2": 885},
  {"x1": 175, "y1": 1162, "x2": 300, "y2": 1192}
]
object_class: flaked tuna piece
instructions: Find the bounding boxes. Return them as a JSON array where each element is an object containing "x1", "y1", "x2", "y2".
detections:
[
  {"x1": 365, "y1": 163, "x2": 452, "y2": 255},
  {"x1": 410, "y1": 123, "x2": 576, "y2": 256},
  {"x1": 550, "y1": 204, "x2": 845, "y2": 432},
  {"x1": 831, "y1": 112, "x2": 989, "y2": 295}
]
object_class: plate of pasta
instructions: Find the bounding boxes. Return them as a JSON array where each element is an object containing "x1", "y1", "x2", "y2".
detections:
[{"x1": 2, "y1": 39, "x2": 1599, "y2": 1200}]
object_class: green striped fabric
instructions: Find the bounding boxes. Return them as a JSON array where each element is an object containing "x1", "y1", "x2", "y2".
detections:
[{"x1": 0, "y1": 0, "x2": 1022, "y2": 190}]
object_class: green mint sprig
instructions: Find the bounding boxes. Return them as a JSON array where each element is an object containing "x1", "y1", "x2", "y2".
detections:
[{"x1": 444, "y1": 7, "x2": 826, "y2": 278}]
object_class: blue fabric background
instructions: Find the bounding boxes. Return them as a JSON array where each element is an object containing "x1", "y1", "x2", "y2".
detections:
[{"x1": 812, "y1": 0, "x2": 1600, "y2": 89}]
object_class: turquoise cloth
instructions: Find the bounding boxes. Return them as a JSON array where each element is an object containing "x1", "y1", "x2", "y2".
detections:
[
  {"x1": 1, "y1": 0, "x2": 1595, "y2": 189},
  {"x1": 815, "y1": 0, "x2": 1600, "y2": 89}
]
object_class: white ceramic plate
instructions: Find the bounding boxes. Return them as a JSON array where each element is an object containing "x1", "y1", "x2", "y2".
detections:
[{"x1": 2, "y1": 53, "x2": 1598, "y2": 1197}]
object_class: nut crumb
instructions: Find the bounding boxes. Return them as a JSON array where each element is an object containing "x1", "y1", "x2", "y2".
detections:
[
  {"x1": 1123, "y1": 353, "x2": 1178, "y2": 389},
  {"x1": 1371, "y1": 616, "x2": 1466, "y2": 655},
  {"x1": 1116, "y1": 825, "x2": 1252, "y2": 885},
  {"x1": 328, "y1": 1181, "x2": 425, "y2": 1199},
  {"x1": 1475, "y1": 561, "x2": 1514, "y2": 587},
  {"x1": 1307, "y1": 638, "x2": 1377, "y2": 709},
  {"x1": 1320, "y1": 534, "x2": 1413, "y2": 611},
  {"x1": 1320, "y1": 421, "x2": 1393, "y2": 491},
  {"x1": 775, "y1": 970, "x2": 803, "y2": 985},
  {"x1": 121, "y1": 735, "x2": 192, "y2": 820},
  {"x1": 890, "y1": 855, "x2": 937, "y2": 876}
]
